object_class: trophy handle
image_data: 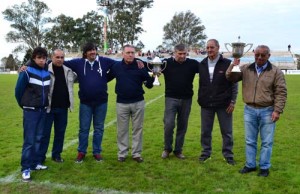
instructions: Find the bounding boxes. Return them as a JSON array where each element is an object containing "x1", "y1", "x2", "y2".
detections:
[
  {"x1": 224, "y1": 43, "x2": 232, "y2": 52},
  {"x1": 243, "y1": 43, "x2": 253, "y2": 55},
  {"x1": 161, "y1": 60, "x2": 167, "y2": 72},
  {"x1": 146, "y1": 62, "x2": 152, "y2": 72}
]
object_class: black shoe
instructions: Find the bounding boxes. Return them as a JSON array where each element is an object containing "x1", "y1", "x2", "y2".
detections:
[
  {"x1": 258, "y1": 169, "x2": 269, "y2": 177},
  {"x1": 199, "y1": 155, "x2": 211, "y2": 162},
  {"x1": 174, "y1": 153, "x2": 185, "y2": 159},
  {"x1": 239, "y1": 166, "x2": 257, "y2": 174},
  {"x1": 161, "y1": 150, "x2": 170, "y2": 159},
  {"x1": 52, "y1": 157, "x2": 64, "y2": 163},
  {"x1": 118, "y1": 157, "x2": 126, "y2": 162},
  {"x1": 133, "y1": 157, "x2": 144, "y2": 163},
  {"x1": 225, "y1": 157, "x2": 236, "y2": 165}
]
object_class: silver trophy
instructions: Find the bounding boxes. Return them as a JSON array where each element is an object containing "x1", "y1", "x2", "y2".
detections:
[
  {"x1": 225, "y1": 36, "x2": 253, "y2": 72},
  {"x1": 147, "y1": 56, "x2": 167, "y2": 86}
]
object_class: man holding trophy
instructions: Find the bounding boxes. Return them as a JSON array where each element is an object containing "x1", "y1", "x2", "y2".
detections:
[
  {"x1": 197, "y1": 39, "x2": 238, "y2": 165},
  {"x1": 159, "y1": 44, "x2": 199, "y2": 159},
  {"x1": 226, "y1": 45, "x2": 287, "y2": 177}
]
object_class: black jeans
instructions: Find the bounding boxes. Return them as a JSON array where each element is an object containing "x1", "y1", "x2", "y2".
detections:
[
  {"x1": 163, "y1": 97, "x2": 192, "y2": 154},
  {"x1": 200, "y1": 107, "x2": 234, "y2": 158}
]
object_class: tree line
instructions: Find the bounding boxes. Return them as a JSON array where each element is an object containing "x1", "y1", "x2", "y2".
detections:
[{"x1": 1, "y1": 0, "x2": 207, "y2": 70}]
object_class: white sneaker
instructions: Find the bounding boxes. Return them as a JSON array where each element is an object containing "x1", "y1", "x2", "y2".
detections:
[
  {"x1": 22, "y1": 169, "x2": 31, "y2": 182},
  {"x1": 35, "y1": 164, "x2": 48, "y2": 170}
]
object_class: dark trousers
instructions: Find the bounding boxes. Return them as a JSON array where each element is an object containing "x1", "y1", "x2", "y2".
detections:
[
  {"x1": 163, "y1": 97, "x2": 192, "y2": 154},
  {"x1": 39, "y1": 108, "x2": 68, "y2": 162},
  {"x1": 21, "y1": 109, "x2": 46, "y2": 171},
  {"x1": 200, "y1": 107, "x2": 234, "y2": 158}
]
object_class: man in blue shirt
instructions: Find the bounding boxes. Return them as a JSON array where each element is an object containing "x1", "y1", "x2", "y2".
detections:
[{"x1": 110, "y1": 44, "x2": 154, "y2": 163}]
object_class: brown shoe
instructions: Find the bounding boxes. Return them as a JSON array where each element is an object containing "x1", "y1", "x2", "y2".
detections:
[
  {"x1": 175, "y1": 153, "x2": 185, "y2": 159},
  {"x1": 133, "y1": 157, "x2": 144, "y2": 163},
  {"x1": 161, "y1": 150, "x2": 170, "y2": 159}
]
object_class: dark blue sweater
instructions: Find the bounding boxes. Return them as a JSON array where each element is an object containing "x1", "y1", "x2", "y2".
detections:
[
  {"x1": 110, "y1": 59, "x2": 154, "y2": 103},
  {"x1": 64, "y1": 56, "x2": 115, "y2": 106}
]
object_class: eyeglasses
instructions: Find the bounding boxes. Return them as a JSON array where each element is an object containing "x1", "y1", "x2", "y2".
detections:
[
  {"x1": 55, "y1": 56, "x2": 64, "y2": 59},
  {"x1": 255, "y1": 53, "x2": 268, "y2": 58}
]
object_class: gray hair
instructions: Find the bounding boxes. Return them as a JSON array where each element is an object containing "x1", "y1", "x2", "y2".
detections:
[
  {"x1": 255, "y1": 45, "x2": 270, "y2": 54},
  {"x1": 207, "y1": 39, "x2": 220, "y2": 47},
  {"x1": 52, "y1": 49, "x2": 65, "y2": 55}
]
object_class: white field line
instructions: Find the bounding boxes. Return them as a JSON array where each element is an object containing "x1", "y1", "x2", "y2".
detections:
[{"x1": 0, "y1": 94, "x2": 164, "y2": 192}]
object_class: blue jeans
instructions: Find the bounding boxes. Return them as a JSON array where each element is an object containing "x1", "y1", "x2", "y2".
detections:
[
  {"x1": 39, "y1": 108, "x2": 68, "y2": 162},
  {"x1": 244, "y1": 105, "x2": 276, "y2": 169},
  {"x1": 163, "y1": 97, "x2": 192, "y2": 154},
  {"x1": 21, "y1": 109, "x2": 46, "y2": 171},
  {"x1": 78, "y1": 103, "x2": 107, "y2": 155}
]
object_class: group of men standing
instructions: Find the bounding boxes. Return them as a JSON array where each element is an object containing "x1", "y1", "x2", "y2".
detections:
[{"x1": 15, "y1": 39, "x2": 287, "y2": 183}]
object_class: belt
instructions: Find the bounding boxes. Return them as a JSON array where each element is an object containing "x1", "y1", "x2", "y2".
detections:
[
  {"x1": 246, "y1": 103, "x2": 267, "y2": 109},
  {"x1": 23, "y1": 106, "x2": 47, "y2": 111}
]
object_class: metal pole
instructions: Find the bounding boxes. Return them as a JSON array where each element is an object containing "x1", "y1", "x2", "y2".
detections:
[
  {"x1": 103, "y1": 9, "x2": 108, "y2": 54},
  {"x1": 98, "y1": 0, "x2": 110, "y2": 54}
]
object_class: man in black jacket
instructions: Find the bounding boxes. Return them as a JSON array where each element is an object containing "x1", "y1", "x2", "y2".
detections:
[{"x1": 197, "y1": 39, "x2": 238, "y2": 165}]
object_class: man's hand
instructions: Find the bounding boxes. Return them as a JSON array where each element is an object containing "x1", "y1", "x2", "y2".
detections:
[
  {"x1": 18, "y1": 65, "x2": 28, "y2": 72},
  {"x1": 226, "y1": 102, "x2": 235, "y2": 113},
  {"x1": 232, "y1": 58, "x2": 240, "y2": 66},
  {"x1": 272, "y1": 111, "x2": 280, "y2": 122},
  {"x1": 137, "y1": 60, "x2": 144, "y2": 69}
]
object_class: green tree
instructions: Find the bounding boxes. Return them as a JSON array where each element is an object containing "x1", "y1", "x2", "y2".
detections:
[
  {"x1": 75, "y1": 11, "x2": 104, "y2": 50},
  {"x1": 44, "y1": 14, "x2": 77, "y2": 51},
  {"x1": 44, "y1": 11, "x2": 104, "y2": 52},
  {"x1": 135, "y1": 41, "x2": 145, "y2": 51},
  {"x1": 96, "y1": 0, "x2": 154, "y2": 49},
  {"x1": 163, "y1": 10, "x2": 207, "y2": 48},
  {"x1": 2, "y1": 0, "x2": 52, "y2": 53},
  {"x1": 22, "y1": 49, "x2": 33, "y2": 65},
  {"x1": 5, "y1": 54, "x2": 18, "y2": 71}
]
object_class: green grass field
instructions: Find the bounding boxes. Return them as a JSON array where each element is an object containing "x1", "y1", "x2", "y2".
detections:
[{"x1": 0, "y1": 74, "x2": 299, "y2": 194}]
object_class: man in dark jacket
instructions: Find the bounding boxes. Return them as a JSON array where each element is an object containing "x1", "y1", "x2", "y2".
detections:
[
  {"x1": 197, "y1": 39, "x2": 238, "y2": 165},
  {"x1": 15, "y1": 47, "x2": 50, "y2": 182}
]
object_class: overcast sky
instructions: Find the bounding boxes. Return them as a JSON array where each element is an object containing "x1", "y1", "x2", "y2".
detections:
[{"x1": 1, "y1": 0, "x2": 300, "y2": 60}]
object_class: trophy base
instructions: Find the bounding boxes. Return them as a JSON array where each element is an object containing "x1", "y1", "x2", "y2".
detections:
[
  {"x1": 153, "y1": 75, "x2": 161, "y2": 86},
  {"x1": 231, "y1": 66, "x2": 241, "y2": 72}
]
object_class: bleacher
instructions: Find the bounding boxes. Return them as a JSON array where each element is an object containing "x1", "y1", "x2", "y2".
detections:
[
  {"x1": 65, "y1": 50, "x2": 298, "y2": 70},
  {"x1": 221, "y1": 51, "x2": 297, "y2": 70}
]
